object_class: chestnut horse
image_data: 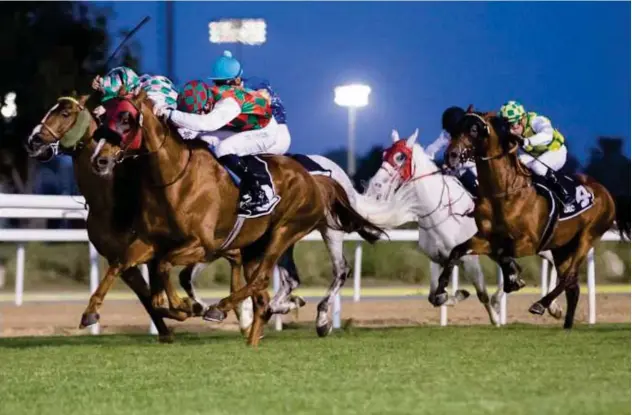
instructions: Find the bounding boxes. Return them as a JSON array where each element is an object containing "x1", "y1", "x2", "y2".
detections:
[
  {"x1": 90, "y1": 90, "x2": 385, "y2": 346},
  {"x1": 444, "y1": 111, "x2": 629, "y2": 329},
  {"x1": 24, "y1": 95, "x2": 248, "y2": 339}
]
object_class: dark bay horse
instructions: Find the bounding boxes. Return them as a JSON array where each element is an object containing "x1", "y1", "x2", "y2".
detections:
[
  {"x1": 90, "y1": 90, "x2": 385, "y2": 346},
  {"x1": 444, "y1": 110, "x2": 629, "y2": 329},
  {"x1": 25, "y1": 95, "x2": 247, "y2": 340}
]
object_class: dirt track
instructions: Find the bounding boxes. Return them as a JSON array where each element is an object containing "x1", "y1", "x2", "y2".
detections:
[{"x1": 0, "y1": 293, "x2": 629, "y2": 338}]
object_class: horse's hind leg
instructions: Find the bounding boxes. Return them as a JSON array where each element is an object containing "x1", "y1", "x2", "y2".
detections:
[
  {"x1": 528, "y1": 237, "x2": 592, "y2": 329},
  {"x1": 462, "y1": 255, "x2": 499, "y2": 327},
  {"x1": 224, "y1": 249, "x2": 256, "y2": 336},
  {"x1": 178, "y1": 263, "x2": 208, "y2": 316},
  {"x1": 538, "y1": 250, "x2": 563, "y2": 319},
  {"x1": 268, "y1": 245, "x2": 305, "y2": 316},
  {"x1": 315, "y1": 228, "x2": 349, "y2": 337},
  {"x1": 206, "y1": 224, "x2": 318, "y2": 347}
]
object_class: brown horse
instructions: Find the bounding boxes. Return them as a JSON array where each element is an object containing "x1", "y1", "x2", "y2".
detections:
[
  {"x1": 24, "y1": 95, "x2": 247, "y2": 339},
  {"x1": 444, "y1": 110, "x2": 629, "y2": 328},
  {"x1": 89, "y1": 90, "x2": 385, "y2": 346}
]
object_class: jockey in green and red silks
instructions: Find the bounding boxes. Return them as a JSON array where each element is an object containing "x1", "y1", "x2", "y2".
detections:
[
  {"x1": 161, "y1": 51, "x2": 292, "y2": 217},
  {"x1": 91, "y1": 66, "x2": 179, "y2": 119}
]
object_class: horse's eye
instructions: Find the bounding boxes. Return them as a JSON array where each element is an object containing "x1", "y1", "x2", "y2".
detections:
[
  {"x1": 394, "y1": 152, "x2": 406, "y2": 164},
  {"x1": 61, "y1": 111, "x2": 71, "y2": 118}
]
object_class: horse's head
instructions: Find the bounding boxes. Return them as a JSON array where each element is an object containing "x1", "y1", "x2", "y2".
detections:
[
  {"x1": 445, "y1": 107, "x2": 514, "y2": 169},
  {"x1": 26, "y1": 95, "x2": 92, "y2": 161},
  {"x1": 365, "y1": 128, "x2": 427, "y2": 201},
  {"x1": 91, "y1": 89, "x2": 150, "y2": 177}
]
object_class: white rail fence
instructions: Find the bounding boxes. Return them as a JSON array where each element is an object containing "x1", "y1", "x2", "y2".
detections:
[{"x1": 0, "y1": 194, "x2": 626, "y2": 336}]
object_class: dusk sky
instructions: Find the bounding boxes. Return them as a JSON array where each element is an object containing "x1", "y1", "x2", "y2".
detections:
[{"x1": 99, "y1": 1, "x2": 631, "y2": 164}]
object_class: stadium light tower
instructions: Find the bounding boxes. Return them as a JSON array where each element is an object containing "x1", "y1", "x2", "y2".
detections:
[
  {"x1": 208, "y1": 18, "x2": 267, "y2": 62},
  {"x1": 334, "y1": 84, "x2": 371, "y2": 176}
]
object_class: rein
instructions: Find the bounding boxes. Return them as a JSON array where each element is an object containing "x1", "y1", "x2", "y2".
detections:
[
  {"x1": 458, "y1": 115, "x2": 533, "y2": 199},
  {"x1": 111, "y1": 99, "x2": 192, "y2": 189},
  {"x1": 392, "y1": 161, "x2": 470, "y2": 222}
]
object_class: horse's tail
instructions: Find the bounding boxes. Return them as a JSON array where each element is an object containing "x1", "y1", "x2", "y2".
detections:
[
  {"x1": 614, "y1": 194, "x2": 631, "y2": 241},
  {"x1": 314, "y1": 176, "x2": 387, "y2": 244}
]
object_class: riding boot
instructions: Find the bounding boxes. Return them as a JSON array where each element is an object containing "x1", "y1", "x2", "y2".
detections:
[
  {"x1": 218, "y1": 154, "x2": 273, "y2": 216},
  {"x1": 545, "y1": 170, "x2": 573, "y2": 205}
]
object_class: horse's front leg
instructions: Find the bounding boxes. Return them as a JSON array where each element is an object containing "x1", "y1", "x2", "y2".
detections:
[
  {"x1": 431, "y1": 235, "x2": 490, "y2": 307},
  {"x1": 79, "y1": 263, "x2": 123, "y2": 328},
  {"x1": 461, "y1": 255, "x2": 500, "y2": 326},
  {"x1": 159, "y1": 241, "x2": 207, "y2": 315}
]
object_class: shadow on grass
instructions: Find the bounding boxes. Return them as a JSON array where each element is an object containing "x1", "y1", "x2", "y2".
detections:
[{"x1": 0, "y1": 322, "x2": 628, "y2": 350}]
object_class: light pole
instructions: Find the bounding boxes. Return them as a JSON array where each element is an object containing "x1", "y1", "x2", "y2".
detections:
[
  {"x1": 208, "y1": 19, "x2": 267, "y2": 64},
  {"x1": 334, "y1": 84, "x2": 371, "y2": 177}
]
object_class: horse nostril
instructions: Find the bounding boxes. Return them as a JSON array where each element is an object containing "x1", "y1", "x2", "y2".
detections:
[{"x1": 97, "y1": 158, "x2": 109, "y2": 168}]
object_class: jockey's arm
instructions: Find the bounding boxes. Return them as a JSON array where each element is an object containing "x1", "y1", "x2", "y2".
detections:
[
  {"x1": 168, "y1": 97, "x2": 241, "y2": 132},
  {"x1": 425, "y1": 130, "x2": 451, "y2": 160},
  {"x1": 524, "y1": 116, "x2": 555, "y2": 148}
]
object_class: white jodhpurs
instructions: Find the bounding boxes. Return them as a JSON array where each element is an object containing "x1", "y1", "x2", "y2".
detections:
[
  {"x1": 212, "y1": 117, "x2": 290, "y2": 158},
  {"x1": 518, "y1": 145, "x2": 567, "y2": 176}
]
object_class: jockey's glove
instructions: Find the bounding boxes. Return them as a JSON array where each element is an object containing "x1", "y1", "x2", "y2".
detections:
[
  {"x1": 91, "y1": 75, "x2": 104, "y2": 92},
  {"x1": 154, "y1": 105, "x2": 173, "y2": 121}
]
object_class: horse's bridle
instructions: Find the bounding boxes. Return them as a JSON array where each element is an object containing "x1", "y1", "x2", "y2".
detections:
[
  {"x1": 457, "y1": 113, "x2": 532, "y2": 198},
  {"x1": 28, "y1": 96, "x2": 98, "y2": 162},
  {"x1": 458, "y1": 113, "x2": 521, "y2": 162},
  {"x1": 103, "y1": 96, "x2": 192, "y2": 189}
]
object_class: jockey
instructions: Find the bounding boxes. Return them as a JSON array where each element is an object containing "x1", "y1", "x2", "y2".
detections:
[
  {"x1": 499, "y1": 101, "x2": 572, "y2": 204},
  {"x1": 91, "y1": 67, "x2": 179, "y2": 117},
  {"x1": 426, "y1": 106, "x2": 479, "y2": 197},
  {"x1": 158, "y1": 50, "x2": 290, "y2": 217}
]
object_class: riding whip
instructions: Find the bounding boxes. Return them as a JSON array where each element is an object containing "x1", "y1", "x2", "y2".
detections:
[{"x1": 104, "y1": 16, "x2": 151, "y2": 68}]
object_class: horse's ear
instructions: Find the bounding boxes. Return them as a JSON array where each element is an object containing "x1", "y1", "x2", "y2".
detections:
[
  {"x1": 406, "y1": 128, "x2": 419, "y2": 148},
  {"x1": 79, "y1": 95, "x2": 90, "y2": 106},
  {"x1": 466, "y1": 104, "x2": 475, "y2": 113},
  {"x1": 484, "y1": 111, "x2": 496, "y2": 118},
  {"x1": 391, "y1": 129, "x2": 400, "y2": 142}
]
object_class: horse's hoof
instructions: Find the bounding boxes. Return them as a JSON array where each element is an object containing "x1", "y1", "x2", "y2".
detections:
[
  {"x1": 431, "y1": 292, "x2": 449, "y2": 307},
  {"x1": 547, "y1": 305, "x2": 563, "y2": 320},
  {"x1": 528, "y1": 302, "x2": 546, "y2": 316},
  {"x1": 203, "y1": 307, "x2": 227, "y2": 322},
  {"x1": 79, "y1": 313, "x2": 99, "y2": 329},
  {"x1": 563, "y1": 322, "x2": 574, "y2": 330},
  {"x1": 291, "y1": 295, "x2": 307, "y2": 308},
  {"x1": 455, "y1": 289, "x2": 471, "y2": 302},
  {"x1": 158, "y1": 330, "x2": 175, "y2": 344},
  {"x1": 191, "y1": 302, "x2": 205, "y2": 317},
  {"x1": 316, "y1": 323, "x2": 333, "y2": 338}
]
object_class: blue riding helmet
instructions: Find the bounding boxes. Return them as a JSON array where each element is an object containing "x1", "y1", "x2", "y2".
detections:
[{"x1": 209, "y1": 50, "x2": 243, "y2": 81}]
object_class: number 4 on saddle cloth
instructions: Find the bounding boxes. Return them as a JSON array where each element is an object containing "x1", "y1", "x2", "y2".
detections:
[
  {"x1": 217, "y1": 152, "x2": 333, "y2": 219},
  {"x1": 532, "y1": 171, "x2": 595, "y2": 250}
]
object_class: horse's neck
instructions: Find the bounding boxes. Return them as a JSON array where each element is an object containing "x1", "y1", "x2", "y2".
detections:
[
  {"x1": 476, "y1": 145, "x2": 530, "y2": 202},
  {"x1": 409, "y1": 146, "x2": 449, "y2": 212},
  {"x1": 142, "y1": 112, "x2": 194, "y2": 185}
]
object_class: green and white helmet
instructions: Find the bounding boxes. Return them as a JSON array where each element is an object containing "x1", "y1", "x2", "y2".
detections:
[
  {"x1": 499, "y1": 100, "x2": 526, "y2": 124},
  {"x1": 101, "y1": 66, "x2": 142, "y2": 101},
  {"x1": 139, "y1": 75, "x2": 179, "y2": 109}
]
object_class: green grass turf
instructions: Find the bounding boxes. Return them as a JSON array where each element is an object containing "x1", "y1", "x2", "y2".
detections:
[{"x1": 0, "y1": 324, "x2": 629, "y2": 415}]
